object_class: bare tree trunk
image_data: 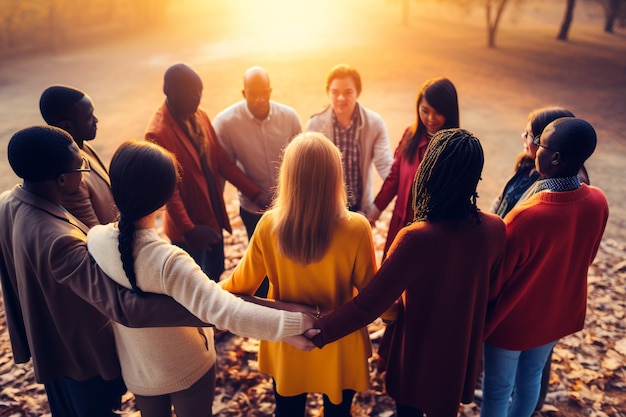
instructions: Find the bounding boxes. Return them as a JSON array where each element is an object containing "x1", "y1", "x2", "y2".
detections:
[
  {"x1": 604, "y1": 0, "x2": 619, "y2": 33},
  {"x1": 486, "y1": 0, "x2": 510, "y2": 48},
  {"x1": 557, "y1": 0, "x2": 576, "y2": 40}
]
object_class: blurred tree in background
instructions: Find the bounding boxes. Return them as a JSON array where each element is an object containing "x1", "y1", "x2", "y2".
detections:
[
  {"x1": 596, "y1": 0, "x2": 626, "y2": 32},
  {"x1": 0, "y1": 0, "x2": 171, "y2": 57},
  {"x1": 399, "y1": 0, "x2": 625, "y2": 47}
]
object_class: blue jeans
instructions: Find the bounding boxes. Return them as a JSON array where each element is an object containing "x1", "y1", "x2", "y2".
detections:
[{"x1": 481, "y1": 341, "x2": 557, "y2": 417}]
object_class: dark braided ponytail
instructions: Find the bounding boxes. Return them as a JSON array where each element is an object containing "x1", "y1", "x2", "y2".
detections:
[
  {"x1": 109, "y1": 140, "x2": 180, "y2": 296},
  {"x1": 117, "y1": 214, "x2": 145, "y2": 296},
  {"x1": 412, "y1": 128, "x2": 484, "y2": 225}
]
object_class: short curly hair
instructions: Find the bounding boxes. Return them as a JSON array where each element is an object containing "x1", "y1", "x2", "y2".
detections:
[
  {"x1": 39, "y1": 85, "x2": 85, "y2": 125},
  {"x1": 8, "y1": 125, "x2": 76, "y2": 182}
]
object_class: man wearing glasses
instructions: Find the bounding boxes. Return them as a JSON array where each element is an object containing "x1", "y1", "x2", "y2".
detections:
[
  {"x1": 39, "y1": 85, "x2": 118, "y2": 228},
  {"x1": 482, "y1": 118, "x2": 609, "y2": 417}
]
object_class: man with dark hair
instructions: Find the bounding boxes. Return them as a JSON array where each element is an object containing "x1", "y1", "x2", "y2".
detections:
[
  {"x1": 145, "y1": 63, "x2": 265, "y2": 282},
  {"x1": 306, "y1": 64, "x2": 393, "y2": 215},
  {"x1": 482, "y1": 118, "x2": 609, "y2": 417},
  {"x1": 39, "y1": 85, "x2": 118, "y2": 228},
  {"x1": 0, "y1": 125, "x2": 206, "y2": 417}
]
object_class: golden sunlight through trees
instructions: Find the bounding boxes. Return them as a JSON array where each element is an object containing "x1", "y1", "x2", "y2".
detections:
[{"x1": 174, "y1": 0, "x2": 357, "y2": 54}]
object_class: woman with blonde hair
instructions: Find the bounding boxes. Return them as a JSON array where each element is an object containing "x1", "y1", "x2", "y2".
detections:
[{"x1": 220, "y1": 132, "x2": 379, "y2": 416}]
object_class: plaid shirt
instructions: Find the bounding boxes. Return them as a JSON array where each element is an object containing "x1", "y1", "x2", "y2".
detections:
[
  {"x1": 534, "y1": 175, "x2": 581, "y2": 193},
  {"x1": 332, "y1": 108, "x2": 362, "y2": 210}
]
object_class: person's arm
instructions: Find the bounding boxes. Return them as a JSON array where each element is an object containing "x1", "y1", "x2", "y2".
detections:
[
  {"x1": 310, "y1": 227, "x2": 416, "y2": 347},
  {"x1": 370, "y1": 115, "x2": 393, "y2": 180},
  {"x1": 289, "y1": 110, "x2": 302, "y2": 137},
  {"x1": 208, "y1": 124, "x2": 262, "y2": 202},
  {"x1": 213, "y1": 115, "x2": 237, "y2": 161},
  {"x1": 219, "y1": 224, "x2": 268, "y2": 295},
  {"x1": 371, "y1": 149, "x2": 402, "y2": 222},
  {"x1": 156, "y1": 246, "x2": 306, "y2": 340},
  {"x1": 50, "y1": 234, "x2": 208, "y2": 328}
]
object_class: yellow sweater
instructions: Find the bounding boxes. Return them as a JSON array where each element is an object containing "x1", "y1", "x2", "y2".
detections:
[{"x1": 220, "y1": 211, "x2": 377, "y2": 404}]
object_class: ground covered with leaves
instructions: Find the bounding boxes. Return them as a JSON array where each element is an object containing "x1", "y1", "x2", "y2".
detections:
[{"x1": 1, "y1": 210, "x2": 624, "y2": 417}]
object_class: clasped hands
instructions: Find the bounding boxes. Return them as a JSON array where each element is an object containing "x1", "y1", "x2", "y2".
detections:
[{"x1": 280, "y1": 304, "x2": 326, "y2": 352}]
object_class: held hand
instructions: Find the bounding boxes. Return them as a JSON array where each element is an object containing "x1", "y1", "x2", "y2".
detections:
[
  {"x1": 303, "y1": 328, "x2": 321, "y2": 340},
  {"x1": 183, "y1": 225, "x2": 222, "y2": 250},
  {"x1": 282, "y1": 334, "x2": 317, "y2": 351},
  {"x1": 366, "y1": 206, "x2": 381, "y2": 227},
  {"x1": 302, "y1": 312, "x2": 316, "y2": 331}
]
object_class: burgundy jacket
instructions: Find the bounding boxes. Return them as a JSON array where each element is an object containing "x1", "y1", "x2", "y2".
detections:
[
  {"x1": 145, "y1": 103, "x2": 260, "y2": 242},
  {"x1": 312, "y1": 212, "x2": 506, "y2": 415}
]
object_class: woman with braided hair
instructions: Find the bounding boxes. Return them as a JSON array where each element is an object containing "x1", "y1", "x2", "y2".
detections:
[
  {"x1": 86, "y1": 140, "x2": 315, "y2": 417},
  {"x1": 307, "y1": 129, "x2": 506, "y2": 417}
]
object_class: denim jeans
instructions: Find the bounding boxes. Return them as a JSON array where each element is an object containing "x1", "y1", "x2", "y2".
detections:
[{"x1": 481, "y1": 341, "x2": 557, "y2": 417}]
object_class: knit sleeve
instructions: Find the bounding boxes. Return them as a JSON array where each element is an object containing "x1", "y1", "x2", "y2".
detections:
[{"x1": 152, "y1": 242, "x2": 304, "y2": 340}]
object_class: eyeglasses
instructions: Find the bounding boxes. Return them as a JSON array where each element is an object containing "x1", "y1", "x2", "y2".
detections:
[
  {"x1": 531, "y1": 135, "x2": 559, "y2": 153},
  {"x1": 62, "y1": 157, "x2": 91, "y2": 174}
]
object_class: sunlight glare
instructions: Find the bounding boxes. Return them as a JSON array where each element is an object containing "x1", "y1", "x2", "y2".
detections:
[{"x1": 181, "y1": 0, "x2": 355, "y2": 54}]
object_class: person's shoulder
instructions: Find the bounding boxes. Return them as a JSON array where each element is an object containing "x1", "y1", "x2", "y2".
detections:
[
  {"x1": 345, "y1": 211, "x2": 370, "y2": 229},
  {"x1": 308, "y1": 105, "x2": 331, "y2": 120},
  {"x1": 214, "y1": 101, "x2": 246, "y2": 121},
  {"x1": 0, "y1": 188, "x2": 14, "y2": 204},
  {"x1": 478, "y1": 212, "x2": 507, "y2": 240},
  {"x1": 480, "y1": 211, "x2": 505, "y2": 227},
  {"x1": 583, "y1": 183, "x2": 608, "y2": 201},
  {"x1": 271, "y1": 100, "x2": 298, "y2": 114},
  {"x1": 359, "y1": 105, "x2": 388, "y2": 135},
  {"x1": 360, "y1": 104, "x2": 381, "y2": 116},
  {"x1": 87, "y1": 223, "x2": 115, "y2": 238},
  {"x1": 145, "y1": 103, "x2": 171, "y2": 134},
  {"x1": 256, "y1": 210, "x2": 275, "y2": 230},
  {"x1": 359, "y1": 104, "x2": 384, "y2": 121}
]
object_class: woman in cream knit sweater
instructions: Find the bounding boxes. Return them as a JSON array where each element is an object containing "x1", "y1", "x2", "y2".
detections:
[{"x1": 87, "y1": 140, "x2": 313, "y2": 417}]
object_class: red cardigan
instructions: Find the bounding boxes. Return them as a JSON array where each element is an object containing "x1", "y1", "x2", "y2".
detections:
[
  {"x1": 485, "y1": 184, "x2": 609, "y2": 350},
  {"x1": 373, "y1": 128, "x2": 429, "y2": 256},
  {"x1": 145, "y1": 103, "x2": 260, "y2": 242},
  {"x1": 312, "y1": 212, "x2": 506, "y2": 414}
]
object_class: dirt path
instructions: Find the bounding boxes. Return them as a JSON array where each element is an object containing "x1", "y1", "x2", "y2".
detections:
[{"x1": 0, "y1": 0, "x2": 624, "y2": 240}]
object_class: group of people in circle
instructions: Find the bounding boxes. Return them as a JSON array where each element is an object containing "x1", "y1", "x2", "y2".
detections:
[{"x1": 0, "y1": 62, "x2": 608, "y2": 417}]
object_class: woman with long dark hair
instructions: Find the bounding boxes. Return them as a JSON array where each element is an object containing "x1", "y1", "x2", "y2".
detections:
[{"x1": 368, "y1": 77, "x2": 459, "y2": 258}]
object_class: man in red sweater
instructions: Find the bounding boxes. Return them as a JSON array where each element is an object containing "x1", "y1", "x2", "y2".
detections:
[{"x1": 481, "y1": 117, "x2": 609, "y2": 417}]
